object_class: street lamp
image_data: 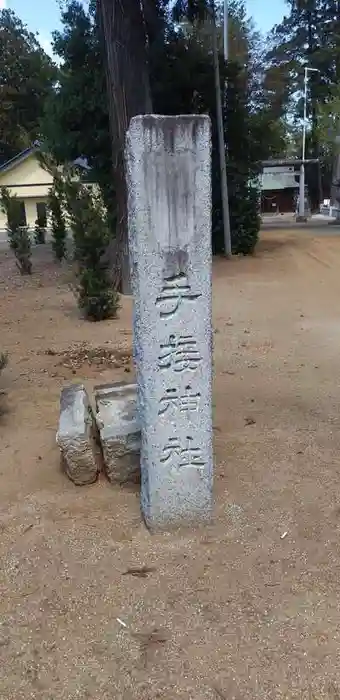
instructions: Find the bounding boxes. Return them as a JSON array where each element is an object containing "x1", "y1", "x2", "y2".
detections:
[{"x1": 298, "y1": 66, "x2": 320, "y2": 220}]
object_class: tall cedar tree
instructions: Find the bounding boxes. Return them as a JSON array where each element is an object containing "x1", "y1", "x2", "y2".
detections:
[{"x1": 96, "y1": 0, "x2": 153, "y2": 291}]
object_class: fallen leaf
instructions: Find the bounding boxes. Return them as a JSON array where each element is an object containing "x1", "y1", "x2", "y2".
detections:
[{"x1": 122, "y1": 566, "x2": 156, "y2": 578}]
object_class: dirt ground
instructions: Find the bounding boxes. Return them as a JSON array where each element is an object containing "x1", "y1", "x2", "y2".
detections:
[{"x1": 2, "y1": 230, "x2": 340, "y2": 700}]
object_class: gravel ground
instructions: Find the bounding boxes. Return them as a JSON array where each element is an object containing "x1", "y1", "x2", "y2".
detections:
[{"x1": 1, "y1": 232, "x2": 340, "y2": 699}]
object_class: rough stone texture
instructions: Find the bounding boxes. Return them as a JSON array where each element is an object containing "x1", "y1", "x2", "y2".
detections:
[
  {"x1": 56, "y1": 384, "x2": 99, "y2": 485},
  {"x1": 126, "y1": 114, "x2": 213, "y2": 528},
  {"x1": 94, "y1": 382, "x2": 141, "y2": 484}
]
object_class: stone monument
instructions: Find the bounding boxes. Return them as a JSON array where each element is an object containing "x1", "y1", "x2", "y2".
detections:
[{"x1": 126, "y1": 115, "x2": 213, "y2": 528}]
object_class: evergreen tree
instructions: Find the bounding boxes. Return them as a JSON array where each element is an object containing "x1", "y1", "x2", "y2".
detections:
[
  {"x1": 0, "y1": 8, "x2": 57, "y2": 163},
  {"x1": 0, "y1": 187, "x2": 32, "y2": 274},
  {"x1": 265, "y1": 0, "x2": 340, "y2": 202},
  {"x1": 42, "y1": 0, "x2": 283, "y2": 263},
  {"x1": 48, "y1": 182, "x2": 68, "y2": 262},
  {"x1": 41, "y1": 1, "x2": 116, "y2": 253},
  {"x1": 168, "y1": 0, "x2": 261, "y2": 252},
  {"x1": 34, "y1": 209, "x2": 47, "y2": 244},
  {"x1": 62, "y1": 174, "x2": 119, "y2": 321}
]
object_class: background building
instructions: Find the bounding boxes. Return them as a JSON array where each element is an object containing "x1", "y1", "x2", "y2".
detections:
[
  {"x1": 0, "y1": 145, "x2": 52, "y2": 230},
  {"x1": 260, "y1": 163, "x2": 300, "y2": 214}
]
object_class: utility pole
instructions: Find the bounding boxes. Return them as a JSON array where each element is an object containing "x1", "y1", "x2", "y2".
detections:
[
  {"x1": 223, "y1": 0, "x2": 228, "y2": 61},
  {"x1": 211, "y1": 0, "x2": 231, "y2": 256},
  {"x1": 298, "y1": 66, "x2": 319, "y2": 221}
]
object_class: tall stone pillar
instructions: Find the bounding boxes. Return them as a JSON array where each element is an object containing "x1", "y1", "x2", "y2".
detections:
[{"x1": 126, "y1": 115, "x2": 213, "y2": 528}]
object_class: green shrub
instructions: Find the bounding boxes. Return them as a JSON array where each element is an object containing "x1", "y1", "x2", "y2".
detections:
[
  {"x1": 48, "y1": 184, "x2": 67, "y2": 261},
  {"x1": 63, "y1": 177, "x2": 119, "y2": 321},
  {"x1": 76, "y1": 265, "x2": 118, "y2": 321},
  {"x1": 212, "y1": 173, "x2": 260, "y2": 256},
  {"x1": 230, "y1": 183, "x2": 260, "y2": 255},
  {"x1": 209, "y1": 58, "x2": 261, "y2": 257},
  {"x1": 34, "y1": 217, "x2": 46, "y2": 245},
  {"x1": 0, "y1": 187, "x2": 32, "y2": 274}
]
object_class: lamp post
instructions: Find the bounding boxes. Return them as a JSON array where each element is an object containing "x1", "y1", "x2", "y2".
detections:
[{"x1": 298, "y1": 66, "x2": 319, "y2": 220}]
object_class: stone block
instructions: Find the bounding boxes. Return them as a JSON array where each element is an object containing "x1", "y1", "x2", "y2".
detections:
[
  {"x1": 56, "y1": 384, "x2": 99, "y2": 485},
  {"x1": 94, "y1": 382, "x2": 140, "y2": 484},
  {"x1": 126, "y1": 114, "x2": 213, "y2": 528}
]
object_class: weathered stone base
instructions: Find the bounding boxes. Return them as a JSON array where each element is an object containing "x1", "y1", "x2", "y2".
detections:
[
  {"x1": 56, "y1": 384, "x2": 99, "y2": 485},
  {"x1": 94, "y1": 382, "x2": 141, "y2": 484},
  {"x1": 141, "y1": 477, "x2": 213, "y2": 531}
]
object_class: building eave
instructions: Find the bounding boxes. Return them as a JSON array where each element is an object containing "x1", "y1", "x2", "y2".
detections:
[
  {"x1": 0, "y1": 142, "x2": 41, "y2": 175},
  {"x1": 261, "y1": 158, "x2": 319, "y2": 169}
]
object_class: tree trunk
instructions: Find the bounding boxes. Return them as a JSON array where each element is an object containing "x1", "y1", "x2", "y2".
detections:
[{"x1": 97, "y1": 0, "x2": 152, "y2": 293}]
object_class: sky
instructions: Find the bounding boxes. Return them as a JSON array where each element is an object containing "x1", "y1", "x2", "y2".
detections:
[
  {"x1": 245, "y1": 0, "x2": 286, "y2": 33},
  {"x1": 0, "y1": 0, "x2": 287, "y2": 55}
]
